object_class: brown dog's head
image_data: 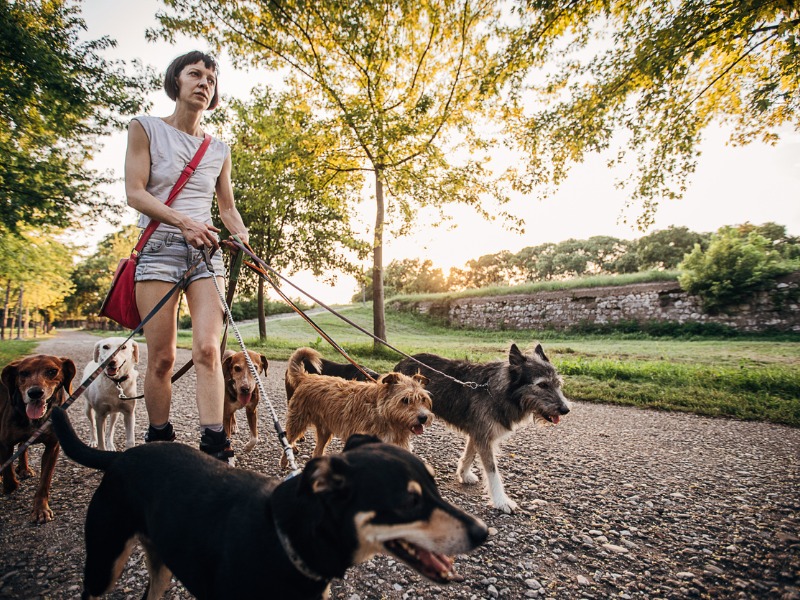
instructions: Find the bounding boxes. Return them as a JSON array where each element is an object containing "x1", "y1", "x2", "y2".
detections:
[
  {"x1": 377, "y1": 372, "x2": 433, "y2": 436},
  {"x1": 1, "y1": 355, "x2": 76, "y2": 421},
  {"x1": 222, "y1": 350, "x2": 268, "y2": 406}
]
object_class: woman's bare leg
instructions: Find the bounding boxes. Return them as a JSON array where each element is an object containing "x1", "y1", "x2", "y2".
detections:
[{"x1": 135, "y1": 281, "x2": 180, "y2": 426}]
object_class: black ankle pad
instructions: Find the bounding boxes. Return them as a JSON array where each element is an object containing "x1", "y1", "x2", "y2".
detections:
[{"x1": 200, "y1": 428, "x2": 234, "y2": 462}]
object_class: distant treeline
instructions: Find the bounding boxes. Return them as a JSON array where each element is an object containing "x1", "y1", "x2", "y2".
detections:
[{"x1": 356, "y1": 223, "x2": 800, "y2": 301}]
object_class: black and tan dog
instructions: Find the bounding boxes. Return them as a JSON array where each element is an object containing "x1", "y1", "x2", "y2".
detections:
[
  {"x1": 51, "y1": 407, "x2": 488, "y2": 600},
  {"x1": 395, "y1": 343, "x2": 570, "y2": 514},
  {"x1": 0, "y1": 354, "x2": 76, "y2": 523}
]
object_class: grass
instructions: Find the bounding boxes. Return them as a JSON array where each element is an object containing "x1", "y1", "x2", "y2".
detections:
[
  {"x1": 230, "y1": 305, "x2": 800, "y2": 427},
  {"x1": 3, "y1": 306, "x2": 797, "y2": 427}
]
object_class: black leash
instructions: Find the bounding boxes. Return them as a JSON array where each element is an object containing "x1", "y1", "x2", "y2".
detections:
[
  {"x1": 224, "y1": 239, "x2": 487, "y2": 391},
  {"x1": 0, "y1": 254, "x2": 206, "y2": 473}
]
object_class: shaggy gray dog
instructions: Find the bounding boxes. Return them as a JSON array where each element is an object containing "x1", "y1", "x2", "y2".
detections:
[{"x1": 395, "y1": 343, "x2": 570, "y2": 513}]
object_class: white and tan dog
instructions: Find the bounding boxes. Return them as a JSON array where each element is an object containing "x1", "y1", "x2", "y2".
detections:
[{"x1": 84, "y1": 337, "x2": 140, "y2": 451}]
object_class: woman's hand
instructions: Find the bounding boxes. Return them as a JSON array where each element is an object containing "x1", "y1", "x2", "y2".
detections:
[{"x1": 180, "y1": 219, "x2": 221, "y2": 250}]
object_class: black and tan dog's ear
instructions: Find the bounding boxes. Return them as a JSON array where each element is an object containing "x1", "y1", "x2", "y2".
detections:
[
  {"x1": 412, "y1": 373, "x2": 429, "y2": 387},
  {"x1": 508, "y1": 343, "x2": 527, "y2": 367},
  {"x1": 301, "y1": 456, "x2": 350, "y2": 494},
  {"x1": 1, "y1": 360, "x2": 20, "y2": 395},
  {"x1": 343, "y1": 434, "x2": 382, "y2": 452},
  {"x1": 381, "y1": 373, "x2": 401, "y2": 385},
  {"x1": 533, "y1": 343, "x2": 549, "y2": 363},
  {"x1": 260, "y1": 354, "x2": 269, "y2": 375},
  {"x1": 59, "y1": 358, "x2": 77, "y2": 392}
]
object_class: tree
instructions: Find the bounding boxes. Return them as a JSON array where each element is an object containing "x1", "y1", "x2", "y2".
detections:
[
  {"x1": 380, "y1": 258, "x2": 448, "y2": 298},
  {"x1": 634, "y1": 226, "x2": 709, "y2": 270},
  {"x1": 0, "y1": 225, "x2": 77, "y2": 337},
  {"x1": 499, "y1": 1, "x2": 800, "y2": 228},
  {"x1": 154, "y1": 0, "x2": 518, "y2": 348},
  {"x1": 65, "y1": 225, "x2": 140, "y2": 319},
  {"x1": 221, "y1": 91, "x2": 368, "y2": 339},
  {"x1": 678, "y1": 226, "x2": 796, "y2": 312},
  {"x1": 0, "y1": 0, "x2": 154, "y2": 231}
]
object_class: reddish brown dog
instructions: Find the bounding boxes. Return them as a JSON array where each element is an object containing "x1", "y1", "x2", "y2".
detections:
[
  {"x1": 222, "y1": 349, "x2": 268, "y2": 453},
  {"x1": 0, "y1": 354, "x2": 76, "y2": 523}
]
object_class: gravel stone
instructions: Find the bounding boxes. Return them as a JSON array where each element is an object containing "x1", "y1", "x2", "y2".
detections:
[{"x1": 1, "y1": 330, "x2": 798, "y2": 599}]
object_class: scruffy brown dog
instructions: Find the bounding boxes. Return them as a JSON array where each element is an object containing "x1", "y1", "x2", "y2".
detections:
[{"x1": 282, "y1": 347, "x2": 433, "y2": 468}]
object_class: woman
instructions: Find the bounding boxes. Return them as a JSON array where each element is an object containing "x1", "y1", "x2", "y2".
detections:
[{"x1": 125, "y1": 50, "x2": 249, "y2": 462}]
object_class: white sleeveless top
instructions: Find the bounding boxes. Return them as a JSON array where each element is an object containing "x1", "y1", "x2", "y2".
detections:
[{"x1": 132, "y1": 116, "x2": 230, "y2": 234}]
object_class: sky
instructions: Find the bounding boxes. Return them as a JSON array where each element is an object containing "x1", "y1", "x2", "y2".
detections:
[{"x1": 79, "y1": 0, "x2": 800, "y2": 304}]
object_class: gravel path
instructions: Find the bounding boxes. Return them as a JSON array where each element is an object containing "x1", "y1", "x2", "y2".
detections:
[{"x1": 0, "y1": 330, "x2": 798, "y2": 599}]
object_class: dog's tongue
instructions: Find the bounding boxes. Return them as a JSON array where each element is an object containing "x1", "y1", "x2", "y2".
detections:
[
  {"x1": 551, "y1": 415, "x2": 561, "y2": 425},
  {"x1": 237, "y1": 392, "x2": 252, "y2": 406},
  {"x1": 412, "y1": 424, "x2": 425, "y2": 435},
  {"x1": 27, "y1": 402, "x2": 46, "y2": 420}
]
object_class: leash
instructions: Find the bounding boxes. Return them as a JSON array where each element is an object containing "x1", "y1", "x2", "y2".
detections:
[
  {"x1": 0, "y1": 254, "x2": 206, "y2": 474},
  {"x1": 114, "y1": 245, "x2": 245, "y2": 401},
  {"x1": 202, "y1": 243, "x2": 301, "y2": 476},
  {"x1": 225, "y1": 239, "x2": 488, "y2": 392}
]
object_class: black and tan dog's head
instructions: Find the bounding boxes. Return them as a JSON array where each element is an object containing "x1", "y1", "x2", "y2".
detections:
[
  {"x1": 277, "y1": 435, "x2": 487, "y2": 582},
  {"x1": 1, "y1": 355, "x2": 76, "y2": 422},
  {"x1": 505, "y1": 343, "x2": 571, "y2": 425}
]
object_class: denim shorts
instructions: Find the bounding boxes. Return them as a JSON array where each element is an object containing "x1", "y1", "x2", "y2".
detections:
[{"x1": 134, "y1": 231, "x2": 225, "y2": 288}]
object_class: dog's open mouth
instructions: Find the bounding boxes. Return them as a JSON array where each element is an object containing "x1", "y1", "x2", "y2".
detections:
[
  {"x1": 410, "y1": 424, "x2": 425, "y2": 435},
  {"x1": 238, "y1": 391, "x2": 253, "y2": 405},
  {"x1": 384, "y1": 539, "x2": 462, "y2": 583},
  {"x1": 105, "y1": 366, "x2": 119, "y2": 378},
  {"x1": 545, "y1": 414, "x2": 561, "y2": 425},
  {"x1": 26, "y1": 401, "x2": 46, "y2": 420}
]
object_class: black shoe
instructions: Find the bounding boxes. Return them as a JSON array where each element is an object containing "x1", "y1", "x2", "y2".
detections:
[
  {"x1": 145, "y1": 422, "x2": 176, "y2": 443},
  {"x1": 200, "y1": 428, "x2": 234, "y2": 464}
]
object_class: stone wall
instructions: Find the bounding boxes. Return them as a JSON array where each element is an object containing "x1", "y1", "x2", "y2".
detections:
[{"x1": 389, "y1": 273, "x2": 800, "y2": 333}]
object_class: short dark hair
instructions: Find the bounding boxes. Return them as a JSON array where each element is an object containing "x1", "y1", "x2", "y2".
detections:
[{"x1": 163, "y1": 51, "x2": 219, "y2": 110}]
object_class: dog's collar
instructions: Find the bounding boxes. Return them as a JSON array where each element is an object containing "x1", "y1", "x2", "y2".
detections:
[{"x1": 273, "y1": 518, "x2": 326, "y2": 582}]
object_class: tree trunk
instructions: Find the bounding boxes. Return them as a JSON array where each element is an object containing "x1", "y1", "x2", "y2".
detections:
[
  {"x1": 1, "y1": 280, "x2": 10, "y2": 340},
  {"x1": 15, "y1": 286, "x2": 23, "y2": 340},
  {"x1": 372, "y1": 168, "x2": 387, "y2": 349},
  {"x1": 258, "y1": 276, "x2": 266, "y2": 341}
]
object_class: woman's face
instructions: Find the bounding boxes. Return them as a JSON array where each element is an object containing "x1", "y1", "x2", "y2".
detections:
[{"x1": 175, "y1": 60, "x2": 217, "y2": 109}]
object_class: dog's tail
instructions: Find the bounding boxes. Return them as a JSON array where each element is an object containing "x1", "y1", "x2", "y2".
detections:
[
  {"x1": 285, "y1": 347, "x2": 322, "y2": 398},
  {"x1": 50, "y1": 407, "x2": 118, "y2": 471}
]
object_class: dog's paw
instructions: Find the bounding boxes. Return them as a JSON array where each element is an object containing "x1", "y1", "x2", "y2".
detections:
[
  {"x1": 15, "y1": 465, "x2": 35, "y2": 480},
  {"x1": 493, "y1": 497, "x2": 518, "y2": 514},
  {"x1": 458, "y1": 470, "x2": 480, "y2": 485},
  {"x1": 243, "y1": 437, "x2": 258, "y2": 453},
  {"x1": 106, "y1": 441, "x2": 117, "y2": 452},
  {"x1": 31, "y1": 503, "x2": 54, "y2": 524},
  {"x1": 87, "y1": 440, "x2": 98, "y2": 448}
]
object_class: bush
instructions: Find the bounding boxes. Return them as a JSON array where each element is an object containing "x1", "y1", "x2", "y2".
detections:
[
  {"x1": 678, "y1": 228, "x2": 796, "y2": 312},
  {"x1": 179, "y1": 296, "x2": 312, "y2": 328}
]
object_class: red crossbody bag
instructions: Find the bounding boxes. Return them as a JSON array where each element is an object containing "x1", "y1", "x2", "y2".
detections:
[{"x1": 100, "y1": 133, "x2": 212, "y2": 329}]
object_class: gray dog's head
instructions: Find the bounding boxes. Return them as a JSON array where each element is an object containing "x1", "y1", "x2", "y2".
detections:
[{"x1": 506, "y1": 343, "x2": 571, "y2": 425}]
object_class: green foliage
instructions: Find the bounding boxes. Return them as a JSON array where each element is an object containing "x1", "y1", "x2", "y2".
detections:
[
  {"x1": 634, "y1": 226, "x2": 710, "y2": 270},
  {"x1": 0, "y1": 225, "x2": 77, "y2": 326},
  {"x1": 499, "y1": 1, "x2": 800, "y2": 228},
  {"x1": 65, "y1": 225, "x2": 140, "y2": 318},
  {"x1": 0, "y1": 339, "x2": 38, "y2": 364},
  {"x1": 179, "y1": 295, "x2": 311, "y2": 329},
  {"x1": 357, "y1": 258, "x2": 449, "y2": 302},
  {"x1": 678, "y1": 225, "x2": 797, "y2": 312},
  {"x1": 0, "y1": 0, "x2": 155, "y2": 231}
]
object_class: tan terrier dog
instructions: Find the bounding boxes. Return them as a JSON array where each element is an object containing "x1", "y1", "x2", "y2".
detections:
[
  {"x1": 222, "y1": 349, "x2": 268, "y2": 453},
  {"x1": 281, "y1": 347, "x2": 432, "y2": 468}
]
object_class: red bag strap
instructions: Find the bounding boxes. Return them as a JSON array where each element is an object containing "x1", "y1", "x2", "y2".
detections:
[{"x1": 133, "y1": 133, "x2": 212, "y2": 254}]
